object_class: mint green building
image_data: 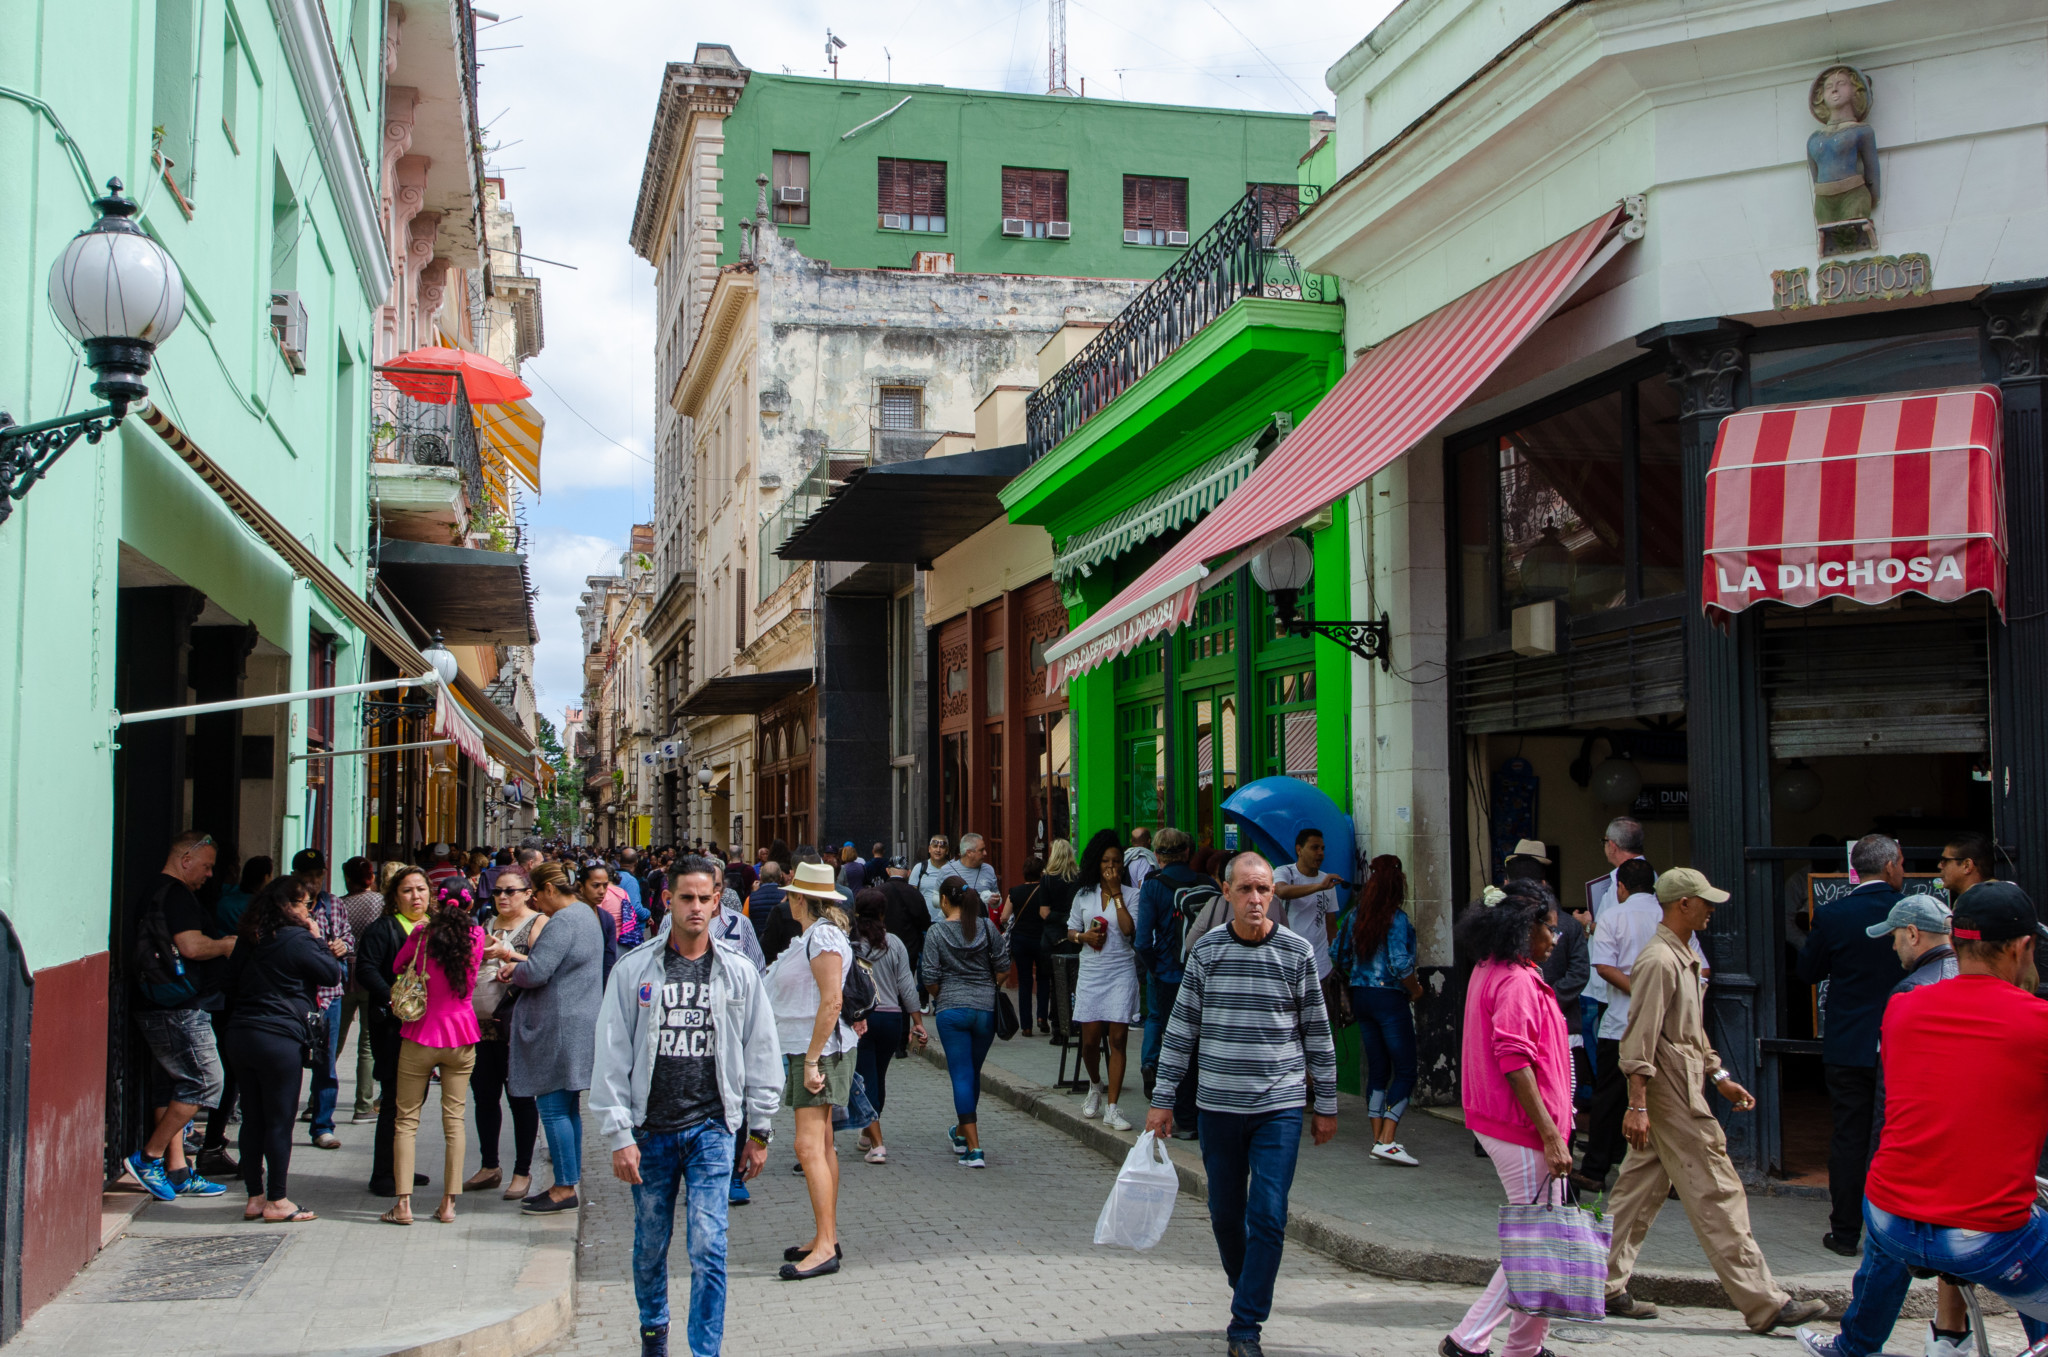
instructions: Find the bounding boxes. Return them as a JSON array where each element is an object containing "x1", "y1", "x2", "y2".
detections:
[{"x1": 0, "y1": 0, "x2": 390, "y2": 1322}]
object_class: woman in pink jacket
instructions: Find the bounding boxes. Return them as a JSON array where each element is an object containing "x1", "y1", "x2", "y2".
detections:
[
  {"x1": 1442, "y1": 878, "x2": 1575, "y2": 1357},
  {"x1": 383, "y1": 876, "x2": 488, "y2": 1226}
]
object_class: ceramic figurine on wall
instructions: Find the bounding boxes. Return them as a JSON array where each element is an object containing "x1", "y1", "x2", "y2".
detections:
[{"x1": 1807, "y1": 65, "x2": 1880, "y2": 257}]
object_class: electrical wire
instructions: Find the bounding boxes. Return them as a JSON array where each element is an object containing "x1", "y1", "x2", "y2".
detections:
[
  {"x1": 0, "y1": 85, "x2": 102, "y2": 203},
  {"x1": 519, "y1": 362, "x2": 653, "y2": 467}
]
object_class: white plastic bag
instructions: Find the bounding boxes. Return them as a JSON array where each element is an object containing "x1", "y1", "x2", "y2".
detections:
[{"x1": 1093, "y1": 1131, "x2": 1180, "y2": 1250}]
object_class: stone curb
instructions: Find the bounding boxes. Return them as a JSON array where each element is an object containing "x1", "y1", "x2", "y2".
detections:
[
  {"x1": 380, "y1": 1196, "x2": 579, "y2": 1357},
  {"x1": 917, "y1": 1042, "x2": 1961, "y2": 1322}
]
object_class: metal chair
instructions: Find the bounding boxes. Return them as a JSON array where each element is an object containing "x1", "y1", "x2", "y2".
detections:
[{"x1": 1050, "y1": 951, "x2": 1088, "y2": 1091}]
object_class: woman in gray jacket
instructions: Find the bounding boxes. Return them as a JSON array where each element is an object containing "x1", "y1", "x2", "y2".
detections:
[
  {"x1": 920, "y1": 878, "x2": 1011, "y2": 1168},
  {"x1": 851, "y1": 890, "x2": 926, "y2": 1165},
  {"x1": 498, "y1": 859, "x2": 604, "y2": 1213}
]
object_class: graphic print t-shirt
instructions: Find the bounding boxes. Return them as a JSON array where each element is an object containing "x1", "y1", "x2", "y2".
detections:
[{"x1": 642, "y1": 949, "x2": 721, "y2": 1134}]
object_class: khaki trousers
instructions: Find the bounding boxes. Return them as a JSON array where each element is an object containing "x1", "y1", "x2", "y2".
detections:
[
  {"x1": 1604, "y1": 1074, "x2": 1788, "y2": 1331},
  {"x1": 392, "y1": 1039, "x2": 476, "y2": 1195}
]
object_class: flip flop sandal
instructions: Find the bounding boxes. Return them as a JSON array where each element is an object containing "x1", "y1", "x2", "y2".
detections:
[{"x1": 266, "y1": 1208, "x2": 317, "y2": 1223}]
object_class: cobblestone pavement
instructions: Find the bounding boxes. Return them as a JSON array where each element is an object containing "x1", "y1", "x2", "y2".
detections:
[{"x1": 543, "y1": 1056, "x2": 1992, "y2": 1357}]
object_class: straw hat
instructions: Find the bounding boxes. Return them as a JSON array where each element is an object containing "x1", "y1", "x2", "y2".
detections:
[
  {"x1": 1507, "y1": 838, "x2": 1551, "y2": 865},
  {"x1": 785, "y1": 861, "x2": 844, "y2": 899}
]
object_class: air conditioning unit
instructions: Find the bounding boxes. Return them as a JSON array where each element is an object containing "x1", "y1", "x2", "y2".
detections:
[
  {"x1": 269, "y1": 291, "x2": 308, "y2": 374},
  {"x1": 880, "y1": 213, "x2": 905, "y2": 230},
  {"x1": 778, "y1": 185, "x2": 807, "y2": 206},
  {"x1": 1123, "y1": 229, "x2": 1143, "y2": 245},
  {"x1": 1001, "y1": 217, "x2": 1028, "y2": 237},
  {"x1": 1166, "y1": 230, "x2": 1191, "y2": 247},
  {"x1": 1047, "y1": 220, "x2": 1071, "y2": 239}
]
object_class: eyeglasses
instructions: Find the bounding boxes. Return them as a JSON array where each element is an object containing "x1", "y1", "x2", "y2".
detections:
[{"x1": 1938, "y1": 856, "x2": 1967, "y2": 866}]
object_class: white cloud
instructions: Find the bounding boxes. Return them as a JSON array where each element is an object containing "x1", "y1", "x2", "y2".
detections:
[{"x1": 525, "y1": 528, "x2": 622, "y2": 709}]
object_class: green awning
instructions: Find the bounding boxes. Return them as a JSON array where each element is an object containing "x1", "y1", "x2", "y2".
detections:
[{"x1": 1052, "y1": 415, "x2": 1290, "y2": 582}]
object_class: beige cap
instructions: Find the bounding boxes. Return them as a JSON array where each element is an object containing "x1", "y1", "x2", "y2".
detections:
[
  {"x1": 784, "y1": 860, "x2": 844, "y2": 899},
  {"x1": 1655, "y1": 866, "x2": 1730, "y2": 904},
  {"x1": 1508, "y1": 838, "x2": 1550, "y2": 865}
]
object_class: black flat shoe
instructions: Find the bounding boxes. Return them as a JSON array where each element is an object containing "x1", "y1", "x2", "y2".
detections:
[
  {"x1": 782, "y1": 1243, "x2": 843, "y2": 1262},
  {"x1": 778, "y1": 1255, "x2": 841, "y2": 1280},
  {"x1": 522, "y1": 1191, "x2": 579, "y2": 1213}
]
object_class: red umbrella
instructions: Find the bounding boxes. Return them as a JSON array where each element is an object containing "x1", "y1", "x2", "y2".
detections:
[{"x1": 380, "y1": 347, "x2": 532, "y2": 405}]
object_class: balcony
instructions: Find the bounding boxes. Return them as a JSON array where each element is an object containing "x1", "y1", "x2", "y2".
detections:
[
  {"x1": 371, "y1": 371, "x2": 487, "y2": 543},
  {"x1": 1025, "y1": 184, "x2": 1334, "y2": 461},
  {"x1": 758, "y1": 449, "x2": 868, "y2": 600}
]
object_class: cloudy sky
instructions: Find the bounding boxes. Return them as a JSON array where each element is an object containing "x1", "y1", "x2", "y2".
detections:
[{"x1": 480, "y1": 0, "x2": 1396, "y2": 724}]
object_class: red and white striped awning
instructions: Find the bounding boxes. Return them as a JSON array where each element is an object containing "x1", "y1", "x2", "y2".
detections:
[
  {"x1": 1703, "y1": 385, "x2": 2006, "y2": 617},
  {"x1": 435, "y1": 683, "x2": 492, "y2": 770},
  {"x1": 1040, "y1": 205, "x2": 1628, "y2": 691}
]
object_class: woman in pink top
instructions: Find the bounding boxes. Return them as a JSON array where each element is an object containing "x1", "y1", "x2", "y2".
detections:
[
  {"x1": 1443, "y1": 879, "x2": 1575, "y2": 1357},
  {"x1": 383, "y1": 875, "x2": 488, "y2": 1226}
]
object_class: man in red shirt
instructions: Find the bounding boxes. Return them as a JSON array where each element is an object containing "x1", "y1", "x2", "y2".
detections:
[{"x1": 1798, "y1": 881, "x2": 2048, "y2": 1356}]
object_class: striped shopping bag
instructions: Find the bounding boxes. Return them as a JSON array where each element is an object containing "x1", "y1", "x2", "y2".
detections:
[{"x1": 1498, "y1": 1178, "x2": 1611, "y2": 1322}]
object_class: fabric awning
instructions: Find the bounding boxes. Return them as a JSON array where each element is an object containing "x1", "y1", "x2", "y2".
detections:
[
  {"x1": 1053, "y1": 418, "x2": 1281, "y2": 582},
  {"x1": 1041, "y1": 206, "x2": 1627, "y2": 691},
  {"x1": 474, "y1": 399, "x2": 543, "y2": 495},
  {"x1": 776, "y1": 445, "x2": 1030, "y2": 564},
  {"x1": 376, "y1": 538, "x2": 537, "y2": 645},
  {"x1": 1703, "y1": 385, "x2": 2006, "y2": 616},
  {"x1": 679, "y1": 668, "x2": 815, "y2": 717}
]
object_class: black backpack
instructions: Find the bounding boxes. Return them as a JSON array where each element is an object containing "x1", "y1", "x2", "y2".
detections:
[
  {"x1": 133, "y1": 881, "x2": 201, "y2": 1007},
  {"x1": 1173, "y1": 876, "x2": 1227, "y2": 963},
  {"x1": 815, "y1": 933, "x2": 877, "y2": 1025}
]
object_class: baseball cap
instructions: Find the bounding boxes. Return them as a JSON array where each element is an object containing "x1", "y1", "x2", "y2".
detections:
[
  {"x1": 1864, "y1": 894, "x2": 1952, "y2": 938},
  {"x1": 1951, "y1": 880, "x2": 2046, "y2": 944},
  {"x1": 1655, "y1": 867, "x2": 1730, "y2": 904}
]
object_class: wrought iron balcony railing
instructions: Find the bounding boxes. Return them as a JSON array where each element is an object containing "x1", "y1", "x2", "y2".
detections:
[
  {"x1": 1026, "y1": 183, "x2": 1334, "y2": 462},
  {"x1": 371, "y1": 371, "x2": 487, "y2": 513}
]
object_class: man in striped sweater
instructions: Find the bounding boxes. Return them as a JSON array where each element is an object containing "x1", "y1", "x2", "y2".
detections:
[{"x1": 1147, "y1": 851, "x2": 1339, "y2": 1357}]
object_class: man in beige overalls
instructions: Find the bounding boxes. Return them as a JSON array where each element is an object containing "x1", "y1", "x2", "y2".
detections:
[{"x1": 1603, "y1": 867, "x2": 1827, "y2": 1334}]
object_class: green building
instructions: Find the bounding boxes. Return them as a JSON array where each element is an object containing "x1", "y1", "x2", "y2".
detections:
[{"x1": 0, "y1": 0, "x2": 392, "y2": 1324}]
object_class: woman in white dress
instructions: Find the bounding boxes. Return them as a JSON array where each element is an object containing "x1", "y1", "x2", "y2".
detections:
[{"x1": 1065, "y1": 828, "x2": 1140, "y2": 1130}]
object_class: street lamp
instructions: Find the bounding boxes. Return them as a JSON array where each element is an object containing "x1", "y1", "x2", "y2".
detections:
[
  {"x1": 0, "y1": 179, "x2": 185, "y2": 526},
  {"x1": 697, "y1": 762, "x2": 714, "y2": 797},
  {"x1": 1250, "y1": 533, "x2": 1392, "y2": 671},
  {"x1": 421, "y1": 631, "x2": 460, "y2": 684}
]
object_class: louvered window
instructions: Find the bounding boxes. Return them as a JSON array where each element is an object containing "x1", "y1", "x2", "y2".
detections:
[
  {"x1": 772, "y1": 151, "x2": 809, "y2": 226},
  {"x1": 1123, "y1": 175, "x2": 1188, "y2": 246},
  {"x1": 1249, "y1": 182, "x2": 1301, "y2": 247},
  {"x1": 1002, "y1": 167, "x2": 1068, "y2": 239},
  {"x1": 877, "y1": 158, "x2": 946, "y2": 233}
]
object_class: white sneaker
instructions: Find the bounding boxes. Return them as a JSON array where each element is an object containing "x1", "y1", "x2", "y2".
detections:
[
  {"x1": 1925, "y1": 1324, "x2": 1974, "y2": 1357},
  {"x1": 1080, "y1": 1087, "x2": 1104, "y2": 1119},
  {"x1": 1372, "y1": 1142, "x2": 1420, "y2": 1167},
  {"x1": 1103, "y1": 1105, "x2": 1132, "y2": 1132}
]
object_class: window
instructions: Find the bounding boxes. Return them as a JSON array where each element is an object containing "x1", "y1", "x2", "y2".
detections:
[
  {"x1": 1249, "y1": 182, "x2": 1300, "y2": 247},
  {"x1": 1263, "y1": 669, "x2": 1317, "y2": 784},
  {"x1": 877, "y1": 158, "x2": 946, "y2": 233},
  {"x1": 1001, "y1": 167, "x2": 1068, "y2": 238},
  {"x1": 772, "y1": 151, "x2": 810, "y2": 226},
  {"x1": 271, "y1": 157, "x2": 299, "y2": 294},
  {"x1": 221, "y1": 25, "x2": 241, "y2": 151},
  {"x1": 1123, "y1": 175, "x2": 1188, "y2": 246},
  {"x1": 878, "y1": 385, "x2": 922, "y2": 431},
  {"x1": 152, "y1": 0, "x2": 198, "y2": 198},
  {"x1": 734, "y1": 567, "x2": 747, "y2": 650},
  {"x1": 333, "y1": 346, "x2": 356, "y2": 549}
]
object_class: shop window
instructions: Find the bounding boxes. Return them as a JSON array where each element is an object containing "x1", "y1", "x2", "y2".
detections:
[
  {"x1": 1180, "y1": 589, "x2": 1237, "y2": 667},
  {"x1": 941, "y1": 732, "x2": 968, "y2": 848},
  {"x1": 772, "y1": 150, "x2": 810, "y2": 226},
  {"x1": 1001, "y1": 167, "x2": 1068, "y2": 238},
  {"x1": 877, "y1": 157, "x2": 946, "y2": 233},
  {"x1": 1750, "y1": 328, "x2": 1983, "y2": 404},
  {"x1": 985, "y1": 729, "x2": 1004, "y2": 872},
  {"x1": 985, "y1": 647, "x2": 1004, "y2": 717},
  {"x1": 1114, "y1": 638, "x2": 1164, "y2": 685},
  {"x1": 1116, "y1": 701, "x2": 1165, "y2": 831},
  {"x1": 1025, "y1": 710, "x2": 1074, "y2": 855},
  {"x1": 1637, "y1": 375, "x2": 1686, "y2": 602},
  {"x1": 1263, "y1": 669, "x2": 1316, "y2": 784}
]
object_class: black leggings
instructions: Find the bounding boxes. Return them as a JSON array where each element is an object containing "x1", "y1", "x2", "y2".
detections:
[
  {"x1": 223, "y1": 1024, "x2": 304, "y2": 1200},
  {"x1": 471, "y1": 1038, "x2": 537, "y2": 1175},
  {"x1": 856, "y1": 1010, "x2": 906, "y2": 1117}
]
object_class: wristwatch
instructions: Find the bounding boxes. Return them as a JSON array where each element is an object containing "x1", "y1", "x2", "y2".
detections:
[
  {"x1": 748, "y1": 1128, "x2": 773, "y2": 1147},
  {"x1": 1710, "y1": 1068, "x2": 1732, "y2": 1084}
]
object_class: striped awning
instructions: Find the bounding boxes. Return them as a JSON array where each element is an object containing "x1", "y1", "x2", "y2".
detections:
[
  {"x1": 435, "y1": 684, "x2": 491, "y2": 769},
  {"x1": 474, "y1": 398, "x2": 543, "y2": 495},
  {"x1": 1052, "y1": 417, "x2": 1283, "y2": 582},
  {"x1": 1041, "y1": 206, "x2": 1628, "y2": 691},
  {"x1": 1703, "y1": 385, "x2": 2005, "y2": 616}
]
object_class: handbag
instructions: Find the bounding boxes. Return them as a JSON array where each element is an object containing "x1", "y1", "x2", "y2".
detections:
[
  {"x1": 1497, "y1": 1175, "x2": 1612, "y2": 1322},
  {"x1": 987, "y1": 943, "x2": 1019, "y2": 1040},
  {"x1": 389, "y1": 932, "x2": 430, "y2": 1023}
]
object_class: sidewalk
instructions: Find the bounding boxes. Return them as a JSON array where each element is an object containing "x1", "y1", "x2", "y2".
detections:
[
  {"x1": 929, "y1": 1018, "x2": 1955, "y2": 1320},
  {"x1": 6, "y1": 1063, "x2": 576, "y2": 1357}
]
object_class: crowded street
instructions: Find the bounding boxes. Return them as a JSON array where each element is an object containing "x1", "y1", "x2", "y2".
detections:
[{"x1": 7, "y1": 0, "x2": 2048, "y2": 1355}]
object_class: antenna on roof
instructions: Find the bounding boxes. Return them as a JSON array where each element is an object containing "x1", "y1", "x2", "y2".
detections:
[
  {"x1": 826, "y1": 28, "x2": 846, "y2": 80},
  {"x1": 1046, "y1": 0, "x2": 1076, "y2": 96}
]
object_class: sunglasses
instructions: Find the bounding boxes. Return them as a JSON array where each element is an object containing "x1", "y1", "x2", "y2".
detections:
[{"x1": 493, "y1": 885, "x2": 528, "y2": 895}]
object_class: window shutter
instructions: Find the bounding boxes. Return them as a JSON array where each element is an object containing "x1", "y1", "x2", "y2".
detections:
[
  {"x1": 878, "y1": 159, "x2": 904, "y2": 217},
  {"x1": 1123, "y1": 175, "x2": 1142, "y2": 230},
  {"x1": 735, "y1": 568, "x2": 747, "y2": 649},
  {"x1": 1048, "y1": 170, "x2": 1068, "y2": 222},
  {"x1": 1166, "y1": 178, "x2": 1187, "y2": 232}
]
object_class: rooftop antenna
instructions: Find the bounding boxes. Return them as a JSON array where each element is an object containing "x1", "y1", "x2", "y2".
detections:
[
  {"x1": 826, "y1": 28, "x2": 846, "y2": 79},
  {"x1": 884, "y1": 46, "x2": 891, "y2": 83},
  {"x1": 1046, "y1": 0, "x2": 1076, "y2": 95}
]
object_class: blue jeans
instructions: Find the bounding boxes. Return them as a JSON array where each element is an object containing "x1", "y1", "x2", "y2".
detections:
[
  {"x1": 631, "y1": 1120, "x2": 734, "y2": 1353},
  {"x1": 535, "y1": 1089, "x2": 582, "y2": 1187},
  {"x1": 1199, "y1": 1107, "x2": 1303, "y2": 1342},
  {"x1": 308, "y1": 1000, "x2": 344, "y2": 1136},
  {"x1": 1349, "y1": 985, "x2": 1417, "y2": 1123},
  {"x1": 1579, "y1": 996, "x2": 1605, "y2": 1082},
  {"x1": 1842, "y1": 1200, "x2": 2048, "y2": 1355},
  {"x1": 935, "y1": 1007, "x2": 995, "y2": 1125}
]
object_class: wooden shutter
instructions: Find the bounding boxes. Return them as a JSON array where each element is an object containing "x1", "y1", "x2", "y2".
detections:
[
  {"x1": 879, "y1": 158, "x2": 945, "y2": 222},
  {"x1": 1123, "y1": 176, "x2": 1186, "y2": 231},
  {"x1": 1004, "y1": 168, "x2": 1067, "y2": 222},
  {"x1": 1250, "y1": 182, "x2": 1299, "y2": 245},
  {"x1": 1123, "y1": 175, "x2": 1143, "y2": 230},
  {"x1": 878, "y1": 159, "x2": 906, "y2": 217}
]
